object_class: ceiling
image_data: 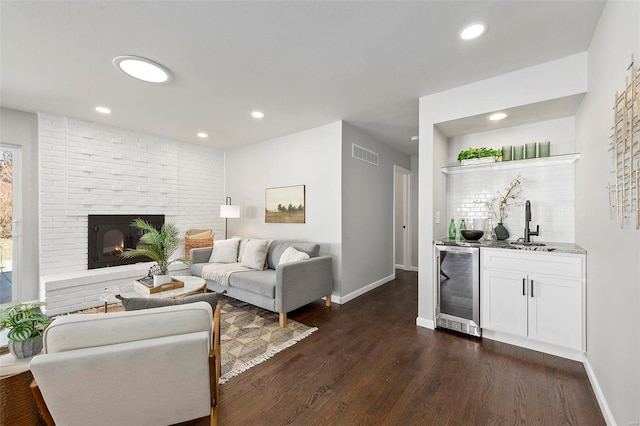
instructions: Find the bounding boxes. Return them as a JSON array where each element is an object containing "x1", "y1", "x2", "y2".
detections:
[{"x1": 0, "y1": 1, "x2": 605, "y2": 156}]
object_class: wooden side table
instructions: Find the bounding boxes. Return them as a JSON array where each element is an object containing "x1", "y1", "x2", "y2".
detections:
[{"x1": 0, "y1": 353, "x2": 44, "y2": 425}]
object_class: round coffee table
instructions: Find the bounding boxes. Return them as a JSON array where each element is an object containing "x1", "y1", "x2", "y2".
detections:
[{"x1": 100, "y1": 275, "x2": 206, "y2": 312}]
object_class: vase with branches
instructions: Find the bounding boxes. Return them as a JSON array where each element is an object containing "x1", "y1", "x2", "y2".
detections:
[
  {"x1": 119, "y1": 219, "x2": 189, "y2": 286},
  {"x1": 485, "y1": 174, "x2": 524, "y2": 240}
]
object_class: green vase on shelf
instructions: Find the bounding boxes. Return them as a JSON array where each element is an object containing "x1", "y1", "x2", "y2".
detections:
[{"x1": 495, "y1": 223, "x2": 509, "y2": 241}]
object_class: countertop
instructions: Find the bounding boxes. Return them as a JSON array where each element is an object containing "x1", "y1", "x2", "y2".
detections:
[{"x1": 433, "y1": 237, "x2": 586, "y2": 255}]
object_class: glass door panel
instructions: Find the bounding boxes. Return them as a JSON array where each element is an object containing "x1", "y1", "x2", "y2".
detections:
[{"x1": 0, "y1": 149, "x2": 15, "y2": 305}]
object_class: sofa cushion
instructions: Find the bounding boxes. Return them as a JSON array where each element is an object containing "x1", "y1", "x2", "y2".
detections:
[
  {"x1": 240, "y1": 239, "x2": 268, "y2": 270},
  {"x1": 116, "y1": 292, "x2": 219, "y2": 312},
  {"x1": 208, "y1": 238, "x2": 240, "y2": 263},
  {"x1": 228, "y1": 270, "x2": 276, "y2": 298},
  {"x1": 278, "y1": 246, "x2": 310, "y2": 265},
  {"x1": 267, "y1": 240, "x2": 320, "y2": 269}
]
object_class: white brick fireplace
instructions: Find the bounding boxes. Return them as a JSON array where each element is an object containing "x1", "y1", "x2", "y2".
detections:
[{"x1": 38, "y1": 114, "x2": 226, "y2": 314}]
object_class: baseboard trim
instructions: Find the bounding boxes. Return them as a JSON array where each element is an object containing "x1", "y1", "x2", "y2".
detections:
[
  {"x1": 416, "y1": 317, "x2": 435, "y2": 329},
  {"x1": 583, "y1": 356, "x2": 616, "y2": 426},
  {"x1": 481, "y1": 330, "x2": 584, "y2": 362},
  {"x1": 394, "y1": 265, "x2": 418, "y2": 272},
  {"x1": 332, "y1": 273, "x2": 395, "y2": 305}
]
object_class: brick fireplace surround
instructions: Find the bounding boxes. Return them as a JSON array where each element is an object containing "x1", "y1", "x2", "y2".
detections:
[{"x1": 38, "y1": 113, "x2": 225, "y2": 315}]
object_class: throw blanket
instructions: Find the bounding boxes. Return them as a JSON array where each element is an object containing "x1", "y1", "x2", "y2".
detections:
[{"x1": 201, "y1": 262, "x2": 252, "y2": 286}]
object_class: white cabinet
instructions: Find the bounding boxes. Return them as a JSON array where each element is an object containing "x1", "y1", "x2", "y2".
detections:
[{"x1": 481, "y1": 248, "x2": 585, "y2": 358}]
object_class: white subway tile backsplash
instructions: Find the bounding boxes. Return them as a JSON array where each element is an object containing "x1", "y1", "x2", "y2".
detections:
[{"x1": 446, "y1": 164, "x2": 575, "y2": 242}]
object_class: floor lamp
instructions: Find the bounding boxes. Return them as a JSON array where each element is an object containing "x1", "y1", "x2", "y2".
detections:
[{"x1": 220, "y1": 197, "x2": 240, "y2": 239}]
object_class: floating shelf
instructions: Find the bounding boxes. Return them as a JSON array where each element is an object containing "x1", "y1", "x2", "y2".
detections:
[{"x1": 441, "y1": 153, "x2": 580, "y2": 175}]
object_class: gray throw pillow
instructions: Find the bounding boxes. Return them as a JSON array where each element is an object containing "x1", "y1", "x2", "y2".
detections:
[{"x1": 116, "y1": 292, "x2": 219, "y2": 312}]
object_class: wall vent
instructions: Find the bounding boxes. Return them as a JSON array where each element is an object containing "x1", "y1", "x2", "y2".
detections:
[{"x1": 352, "y1": 144, "x2": 379, "y2": 166}]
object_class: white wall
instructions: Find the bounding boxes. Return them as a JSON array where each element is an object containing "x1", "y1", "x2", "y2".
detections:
[
  {"x1": 341, "y1": 123, "x2": 411, "y2": 300},
  {"x1": 575, "y1": 1, "x2": 640, "y2": 424},
  {"x1": 225, "y1": 122, "x2": 343, "y2": 295},
  {"x1": 38, "y1": 113, "x2": 225, "y2": 276},
  {"x1": 418, "y1": 53, "x2": 588, "y2": 327},
  {"x1": 410, "y1": 155, "x2": 419, "y2": 268},
  {"x1": 0, "y1": 107, "x2": 39, "y2": 301}
]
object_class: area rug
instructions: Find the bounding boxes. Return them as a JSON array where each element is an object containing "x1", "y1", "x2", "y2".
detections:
[{"x1": 74, "y1": 295, "x2": 317, "y2": 384}]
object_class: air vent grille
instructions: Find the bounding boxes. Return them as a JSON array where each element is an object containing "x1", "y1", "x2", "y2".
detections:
[{"x1": 352, "y1": 144, "x2": 379, "y2": 166}]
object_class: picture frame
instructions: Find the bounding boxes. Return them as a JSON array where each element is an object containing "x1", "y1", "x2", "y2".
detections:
[{"x1": 265, "y1": 185, "x2": 305, "y2": 224}]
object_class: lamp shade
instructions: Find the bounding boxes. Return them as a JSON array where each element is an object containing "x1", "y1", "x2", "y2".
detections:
[{"x1": 220, "y1": 205, "x2": 240, "y2": 218}]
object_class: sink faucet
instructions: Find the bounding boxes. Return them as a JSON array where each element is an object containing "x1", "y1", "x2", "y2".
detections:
[{"x1": 524, "y1": 200, "x2": 539, "y2": 243}]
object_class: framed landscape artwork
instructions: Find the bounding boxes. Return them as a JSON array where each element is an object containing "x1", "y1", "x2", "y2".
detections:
[{"x1": 265, "y1": 185, "x2": 305, "y2": 224}]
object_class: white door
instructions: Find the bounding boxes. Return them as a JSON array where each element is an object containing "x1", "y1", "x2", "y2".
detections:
[
  {"x1": 527, "y1": 274, "x2": 582, "y2": 350},
  {"x1": 481, "y1": 269, "x2": 528, "y2": 337},
  {"x1": 394, "y1": 166, "x2": 411, "y2": 270}
]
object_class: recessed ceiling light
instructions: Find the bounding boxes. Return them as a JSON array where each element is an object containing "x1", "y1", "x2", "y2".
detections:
[
  {"x1": 112, "y1": 55, "x2": 173, "y2": 83},
  {"x1": 95, "y1": 106, "x2": 111, "y2": 114},
  {"x1": 251, "y1": 111, "x2": 264, "y2": 119},
  {"x1": 488, "y1": 112, "x2": 508, "y2": 121},
  {"x1": 197, "y1": 132, "x2": 208, "y2": 138},
  {"x1": 460, "y1": 22, "x2": 487, "y2": 40}
]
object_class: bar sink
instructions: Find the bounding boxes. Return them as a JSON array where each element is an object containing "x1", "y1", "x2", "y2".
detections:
[{"x1": 509, "y1": 242, "x2": 556, "y2": 252}]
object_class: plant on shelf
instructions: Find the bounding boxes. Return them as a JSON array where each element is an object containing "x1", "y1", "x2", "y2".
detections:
[
  {"x1": 119, "y1": 219, "x2": 189, "y2": 286},
  {"x1": 0, "y1": 302, "x2": 52, "y2": 358},
  {"x1": 457, "y1": 147, "x2": 502, "y2": 162},
  {"x1": 485, "y1": 174, "x2": 524, "y2": 240}
]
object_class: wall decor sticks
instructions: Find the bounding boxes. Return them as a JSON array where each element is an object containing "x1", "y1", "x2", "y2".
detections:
[{"x1": 608, "y1": 54, "x2": 640, "y2": 229}]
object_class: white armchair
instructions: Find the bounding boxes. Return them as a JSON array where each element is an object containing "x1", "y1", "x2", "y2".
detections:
[{"x1": 29, "y1": 301, "x2": 221, "y2": 426}]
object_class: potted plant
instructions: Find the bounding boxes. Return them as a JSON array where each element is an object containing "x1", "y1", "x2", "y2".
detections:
[
  {"x1": 457, "y1": 147, "x2": 502, "y2": 165},
  {"x1": 119, "y1": 219, "x2": 189, "y2": 286},
  {"x1": 0, "y1": 302, "x2": 52, "y2": 358}
]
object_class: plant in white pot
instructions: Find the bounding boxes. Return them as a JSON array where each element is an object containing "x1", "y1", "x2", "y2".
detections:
[
  {"x1": 120, "y1": 219, "x2": 189, "y2": 286},
  {"x1": 0, "y1": 302, "x2": 52, "y2": 358}
]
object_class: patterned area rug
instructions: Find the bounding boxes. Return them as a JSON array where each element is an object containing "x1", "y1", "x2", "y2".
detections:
[
  {"x1": 75, "y1": 295, "x2": 317, "y2": 384},
  {"x1": 218, "y1": 296, "x2": 316, "y2": 383}
]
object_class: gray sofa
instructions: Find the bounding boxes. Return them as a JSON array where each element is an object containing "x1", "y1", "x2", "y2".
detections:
[{"x1": 190, "y1": 240, "x2": 333, "y2": 327}]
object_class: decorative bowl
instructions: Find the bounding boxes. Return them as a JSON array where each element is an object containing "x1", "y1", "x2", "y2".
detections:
[{"x1": 461, "y1": 230, "x2": 484, "y2": 241}]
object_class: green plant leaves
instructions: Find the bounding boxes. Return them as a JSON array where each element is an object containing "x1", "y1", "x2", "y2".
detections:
[
  {"x1": 119, "y1": 219, "x2": 188, "y2": 274},
  {"x1": 0, "y1": 302, "x2": 51, "y2": 342},
  {"x1": 457, "y1": 147, "x2": 502, "y2": 161}
]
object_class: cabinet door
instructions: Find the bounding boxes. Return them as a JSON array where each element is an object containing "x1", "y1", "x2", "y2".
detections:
[
  {"x1": 527, "y1": 274, "x2": 582, "y2": 350},
  {"x1": 481, "y1": 269, "x2": 527, "y2": 337}
]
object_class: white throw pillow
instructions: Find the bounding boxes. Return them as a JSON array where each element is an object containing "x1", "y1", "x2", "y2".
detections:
[
  {"x1": 278, "y1": 246, "x2": 310, "y2": 265},
  {"x1": 240, "y1": 239, "x2": 268, "y2": 270},
  {"x1": 237, "y1": 238, "x2": 250, "y2": 262},
  {"x1": 208, "y1": 238, "x2": 240, "y2": 263}
]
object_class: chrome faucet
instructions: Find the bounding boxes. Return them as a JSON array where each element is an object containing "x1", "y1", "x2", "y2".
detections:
[{"x1": 524, "y1": 200, "x2": 539, "y2": 243}]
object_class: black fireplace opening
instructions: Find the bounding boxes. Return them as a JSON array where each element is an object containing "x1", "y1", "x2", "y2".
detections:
[{"x1": 88, "y1": 214, "x2": 165, "y2": 269}]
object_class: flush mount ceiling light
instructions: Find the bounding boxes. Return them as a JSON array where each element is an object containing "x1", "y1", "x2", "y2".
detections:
[
  {"x1": 460, "y1": 22, "x2": 487, "y2": 40},
  {"x1": 197, "y1": 132, "x2": 208, "y2": 138},
  {"x1": 488, "y1": 112, "x2": 508, "y2": 121},
  {"x1": 251, "y1": 111, "x2": 264, "y2": 119},
  {"x1": 95, "y1": 106, "x2": 111, "y2": 114},
  {"x1": 112, "y1": 55, "x2": 173, "y2": 83}
]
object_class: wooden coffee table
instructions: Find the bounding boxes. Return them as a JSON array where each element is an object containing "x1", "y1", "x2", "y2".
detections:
[{"x1": 100, "y1": 275, "x2": 207, "y2": 312}]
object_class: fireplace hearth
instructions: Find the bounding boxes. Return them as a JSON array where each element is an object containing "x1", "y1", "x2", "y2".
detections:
[{"x1": 88, "y1": 214, "x2": 164, "y2": 269}]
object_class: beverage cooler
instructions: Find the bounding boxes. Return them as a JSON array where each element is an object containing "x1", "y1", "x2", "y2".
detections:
[{"x1": 434, "y1": 244, "x2": 481, "y2": 337}]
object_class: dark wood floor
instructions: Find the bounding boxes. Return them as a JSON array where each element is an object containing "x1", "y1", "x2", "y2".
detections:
[{"x1": 218, "y1": 270, "x2": 604, "y2": 425}]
